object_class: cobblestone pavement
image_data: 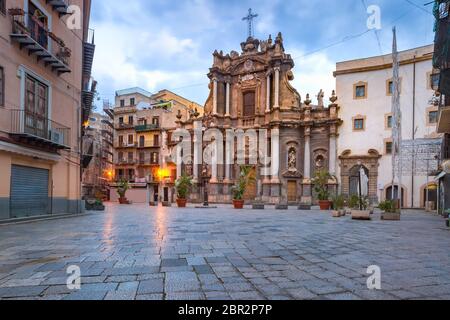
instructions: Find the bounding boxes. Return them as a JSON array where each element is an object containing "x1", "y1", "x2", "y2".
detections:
[{"x1": 0, "y1": 204, "x2": 449, "y2": 300}]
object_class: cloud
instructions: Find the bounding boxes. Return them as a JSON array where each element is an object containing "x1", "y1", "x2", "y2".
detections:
[
  {"x1": 289, "y1": 50, "x2": 336, "y2": 103},
  {"x1": 90, "y1": 0, "x2": 435, "y2": 107}
]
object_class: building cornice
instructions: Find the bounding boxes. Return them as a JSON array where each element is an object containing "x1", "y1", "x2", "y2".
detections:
[{"x1": 334, "y1": 55, "x2": 432, "y2": 77}]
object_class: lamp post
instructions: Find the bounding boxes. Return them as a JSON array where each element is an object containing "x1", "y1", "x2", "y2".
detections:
[{"x1": 358, "y1": 164, "x2": 363, "y2": 210}]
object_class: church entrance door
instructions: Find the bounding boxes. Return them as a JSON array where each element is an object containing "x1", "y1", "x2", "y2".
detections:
[{"x1": 287, "y1": 181, "x2": 297, "y2": 202}]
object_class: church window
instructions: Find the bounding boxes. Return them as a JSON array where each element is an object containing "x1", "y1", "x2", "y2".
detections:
[
  {"x1": 243, "y1": 91, "x2": 255, "y2": 117},
  {"x1": 385, "y1": 141, "x2": 393, "y2": 155}
]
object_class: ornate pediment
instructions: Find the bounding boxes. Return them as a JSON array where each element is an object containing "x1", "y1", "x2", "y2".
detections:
[{"x1": 282, "y1": 169, "x2": 303, "y2": 179}]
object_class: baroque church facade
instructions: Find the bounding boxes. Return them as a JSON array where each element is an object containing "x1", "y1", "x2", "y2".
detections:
[{"x1": 178, "y1": 34, "x2": 342, "y2": 205}]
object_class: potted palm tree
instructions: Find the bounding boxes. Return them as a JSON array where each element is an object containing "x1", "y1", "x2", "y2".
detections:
[
  {"x1": 312, "y1": 169, "x2": 333, "y2": 210},
  {"x1": 231, "y1": 166, "x2": 255, "y2": 209},
  {"x1": 175, "y1": 174, "x2": 193, "y2": 208},
  {"x1": 117, "y1": 179, "x2": 130, "y2": 204}
]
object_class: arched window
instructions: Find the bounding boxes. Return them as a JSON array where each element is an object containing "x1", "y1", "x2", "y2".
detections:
[{"x1": 243, "y1": 91, "x2": 255, "y2": 117}]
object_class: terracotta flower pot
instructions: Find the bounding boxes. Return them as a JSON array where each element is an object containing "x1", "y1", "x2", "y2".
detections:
[
  {"x1": 177, "y1": 199, "x2": 187, "y2": 208},
  {"x1": 233, "y1": 199, "x2": 245, "y2": 209},
  {"x1": 319, "y1": 200, "x2": 331, "y2": 210},
  {"x1": 119, "y1": 197, "x2": 127, "y2": 204}
]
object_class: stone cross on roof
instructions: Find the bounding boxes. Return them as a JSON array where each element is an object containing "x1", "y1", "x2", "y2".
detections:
[{"x1": 242, "y1": 8, "x2": 258, "y2": 38}]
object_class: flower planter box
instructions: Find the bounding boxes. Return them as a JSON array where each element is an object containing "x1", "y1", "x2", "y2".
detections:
[
  {"x1": 381, "y1": 212, "x2": 401, "y2": 221},
  {"x1": 332, "y1": 210, "x2": 345, "y2": 218},
  {"x1": 351, "y1": 210, "x2": 371, "y2": 220}
]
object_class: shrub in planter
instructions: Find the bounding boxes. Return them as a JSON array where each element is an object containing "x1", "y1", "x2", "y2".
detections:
[
  {"x1": 231, "y1": 166, "x2": 256, "y2": 209},
  {"x1": 312, "y1": 170, "x2": 334, "y2": 210},
  {"x1": 379, "y1": 200, "x2": 401, "y2": 221},
  {"x1": 350, "y1": 195, "x2": 371, "y2": 220},
  {"x1": 331, "y1": 195, "x2": 345, "y2": 217},
  {"x1": 117, "y1": 179, "x2": 131, "y2": 204},
  {"x1": 175, "y1": 174, "x2": 193, "y2": 208}
]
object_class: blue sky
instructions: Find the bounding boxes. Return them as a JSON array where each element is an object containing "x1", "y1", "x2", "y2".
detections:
[{"x1": 90, "y1": 0, "x2": 435, "y2": 107}]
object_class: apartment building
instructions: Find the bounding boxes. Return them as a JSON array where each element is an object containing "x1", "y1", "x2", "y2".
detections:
[
  {"x1": 433, "y1": 0, "x2": 450, "y2": 215},
  {"x1": 335, "y1": 44, "x2": 442, "y2": 209},
  {"x1": 109, "y1": 87, "x2": 203, "y2": 204},
  {"x1": 81, "y1": 111, "x2": 114, "y2": 200},
  {"x1": 0, "y1": 0, "x2": 94, "y2": 220}
]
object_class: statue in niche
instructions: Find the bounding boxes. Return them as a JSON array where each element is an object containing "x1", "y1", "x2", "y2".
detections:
[
  {"x1": 288, "y1": 148, "x2": 297, "y2": 172},
  {"x1": 315, "y1": 155, "x2": 325, "y2": 170}
]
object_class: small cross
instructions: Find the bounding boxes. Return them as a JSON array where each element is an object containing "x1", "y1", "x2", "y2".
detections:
[{"x1": 242, "y1": 8, "x2": 258, "y2": 38}]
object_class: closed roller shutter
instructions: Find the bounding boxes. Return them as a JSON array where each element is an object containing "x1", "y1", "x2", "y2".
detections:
[{"x1": 10, "y1": 165, "x2": 49, "y2": 218}]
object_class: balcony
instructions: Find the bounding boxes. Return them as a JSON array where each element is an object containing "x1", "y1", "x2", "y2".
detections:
[
  {"x1": 437, "y1": 106, "x2": 450, "y2": 133},
  {"x1": 242, "y1": 117, "x2": 255, "y2": 127},
  {"x1": 115, "y1": 142, "x2": 137, "y2": 149},
  {"x1": 137, "y1": 158, "x2": 160, "y2": 166},
  {"x1": 135, "y1": 124, "x2": 161, "y2": 132},
  {"x1": 115, "y1": 122, "x2": 135, "y2": 130},
  {"x1": 137, "y1": 141, "x2": 160, "y2": 149},
  {"x1": 83, "y1": 29, "x2": 95, "y2": 78},
  {"x1": 9, "y1": 10, "x2": 71, "y2": 75},
  {"x1": 45, "y1": 0, "x2": 70, "y2": 16},
  {"x1": 9, "y1": 109, "x2": 70, "y2": 150},
  {"x1": 115, "y1": 159, "x2": 136, "y2": 166}
]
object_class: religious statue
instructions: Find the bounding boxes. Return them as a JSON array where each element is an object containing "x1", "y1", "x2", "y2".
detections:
[
  {"x1": 317, "y1": 89, "x2": 324, "y2": 108},
  {"x1": 288, "y1": 148, "x2": 297, "y2": 172},
  {"x1": 357, "y1": 167, "x2": 369, "y2": 197}
]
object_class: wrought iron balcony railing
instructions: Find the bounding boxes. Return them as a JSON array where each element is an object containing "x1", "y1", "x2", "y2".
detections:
[
  {"x1": 9, "y1": 10, "x2": 71, "y2": 75},
  {"x1": 9, "y1": 109, "x2": 70, "y2": 149},
  {"x1": 135, "y1": 124, "x2": 160, "y2": 132}
]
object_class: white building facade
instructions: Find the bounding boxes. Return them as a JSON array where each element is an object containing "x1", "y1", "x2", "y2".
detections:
[{"x1": 335, "y1": 45, "x2": 441, "y2": 209}]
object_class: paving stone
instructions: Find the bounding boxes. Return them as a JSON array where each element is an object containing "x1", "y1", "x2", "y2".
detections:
[
  {"x1": 136, "y1": 294, "x2": 164, "y2": 300},
  {"x1": 166, "y1": 292, "x2": 206, "y2": 300},
  {"x1": 137, "y1": 279, "x2": 164, "y2": 294},
  {"x1": 0, "y1": 205, "x2": 449, "y2": 300},
  {"x1": 104, "y1": 290, "x2": 137, "y2": 300}
]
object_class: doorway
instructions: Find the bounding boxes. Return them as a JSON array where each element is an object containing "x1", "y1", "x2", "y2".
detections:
[{"x1": 287, "y1": 181, "x2": 297, "y2": 202}]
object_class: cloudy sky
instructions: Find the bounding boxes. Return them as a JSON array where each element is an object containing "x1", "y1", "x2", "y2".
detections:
[{"x1": 90, "y1": 0, "x2": 435, "y2": 107}]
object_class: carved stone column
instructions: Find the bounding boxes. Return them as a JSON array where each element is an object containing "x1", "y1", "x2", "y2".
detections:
[
  {"x1": 273, "y1": 67, "x2": 280, "y2": 109},
  {"x1": 266, "y1": 73, "x2": 271, "y2": 113},
  {"x1": 329, "y1": 131, "x2": 337, "y2": 176},
  {"x1": 301, "y1": 126, "x2": 312, "y2": 204},
  {"x1": 193, "y1": 121, "x2": 202, "y2": 183},
  {"x1": 213, "y1": 78, "x2": 218, "y2": 115},
  {"x1": 210, "y1": 143, "x2": 218, "y2": 184},
  {"x1": 271, "y1": 127, "x2": 280, "y2": 184},
  {"x1": 176, "y1": 143, "x2": 182, "y2": 179},
  {"x1": 225, "y1": 82, "x2": 231, "y2": 117}
]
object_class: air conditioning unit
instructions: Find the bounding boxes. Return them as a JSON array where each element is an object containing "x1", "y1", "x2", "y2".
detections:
[{"x1": 49, "y1": 130, "x2": 64, "y2": 145}]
